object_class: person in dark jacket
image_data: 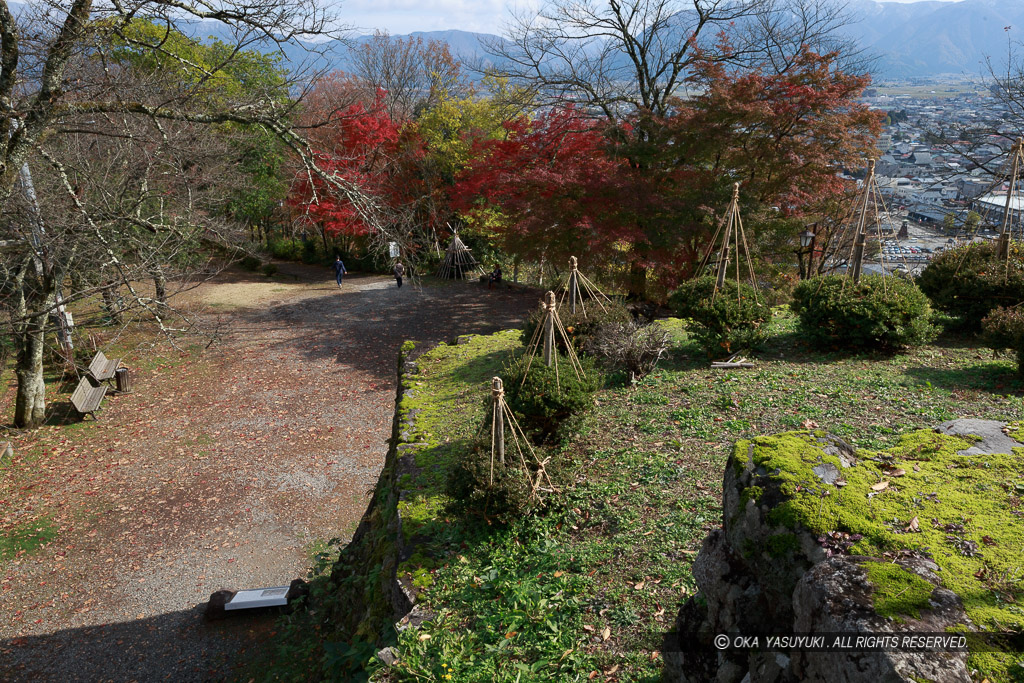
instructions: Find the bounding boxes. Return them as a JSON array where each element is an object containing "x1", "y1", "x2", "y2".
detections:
[
  {"x1": 393, "y1": 261, "x2": 405, "y2": 288},
  {"x1": 333, "y1": 256, "x2": 347, "y2": 287},
  {"x1": 488, "y1": 264, "x2": 502, "y2": 289}
]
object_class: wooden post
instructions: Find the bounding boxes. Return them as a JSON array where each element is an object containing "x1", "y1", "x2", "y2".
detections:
[
  {"x1": 491, "y1": 377, "x2": 504, "y2": 466},
  {"x1": 543, "y1": 291, "x2": 555, "y2": 367},
  {"x1": 808, "y1": 224, "x2": 818, "y2": 279},
  {"x1": 716, "y1": 183, "x2": 740, "y2": 292},
  {"x1": 569, "y1": 256, "x2": 579, "y2": 314},
  {"x1": 999, "y1": 138, "x2": 1023, "y2": 261},
  {"x1": 851, "y1": 159, "x2": 875, "y2": 285}
]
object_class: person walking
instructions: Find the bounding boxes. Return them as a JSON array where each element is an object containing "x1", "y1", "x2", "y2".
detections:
[
  {"x1": 393, "y1": 261, "x2": 405, "y2": 289},
  {"x1": 333, "y1": 256, "x2": 347, "y2": 287}
]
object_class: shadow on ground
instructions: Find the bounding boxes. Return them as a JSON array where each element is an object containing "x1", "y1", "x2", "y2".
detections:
[{"x1": 0, "y1": 606, "x2": 276, "y2": 682}]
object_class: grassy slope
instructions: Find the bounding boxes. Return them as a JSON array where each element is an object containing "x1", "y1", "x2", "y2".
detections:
[{"x1": 371, "y1": 309, "x2": 1024, "y2": 682}]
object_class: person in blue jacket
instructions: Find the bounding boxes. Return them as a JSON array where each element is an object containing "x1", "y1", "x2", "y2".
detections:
[{"x1": 333, "y1": 256, "x2": 347, "y2": 287}]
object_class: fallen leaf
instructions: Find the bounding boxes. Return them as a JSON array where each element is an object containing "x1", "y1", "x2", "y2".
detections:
[
  {"x1": 553, "y1": 570, "x2": 564, "y2": 578},
  {"x1": 418, "y1": 633, "x2": 430, "y2": 641},
  {"x1": 906, "y1": 516, "x2": 919, "y2": 532},
  {"x1": 634, "y1": 581, "x2": 645, "y2": 590},
  {"x1": 871, "y1": 481, "x2": 889, "y2": 492},
  {"x1": 602, "y1": 626, "x2": 611, "y2": 641},
  {"x1": 801, "y1": 419, "x2": 818, "y2": 429}
]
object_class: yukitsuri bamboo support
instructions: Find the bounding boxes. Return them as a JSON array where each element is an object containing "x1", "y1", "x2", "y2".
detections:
[
  {"x1": 491, "y1": 377, "x2": 505, "y2": 466},
  {"x1": 543, "y1": 291, "x2": 555, "y2": 367},
  {"x1": 560, "y1": 256, "x2": 611, "y2": 317},
  {"x1": 487, "y1": 375, "x2": 557, "y2": 498},
  {"x1": 850, "y1": 159, "x2": 876, "y2": 285},
  {"x1": 999, "y1": 138, "x2": 1024, "y2": 264},
  {"x1": 569, "y1": 256, "x2": 579, "y2": 315},
  {"x1": 520, "y1": 290, "x2": 587, "y2": 388}
]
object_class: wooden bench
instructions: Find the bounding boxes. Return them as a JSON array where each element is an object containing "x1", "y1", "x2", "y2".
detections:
[
  {"x1": 70, "y1": 377, "x2": 107, "y2": 419},
  {"x1": 88, "y1": 350, "x2": 121, "y2": 382}
]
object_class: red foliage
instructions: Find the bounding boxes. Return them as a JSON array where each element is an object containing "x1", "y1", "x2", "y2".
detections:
[
  {"x1": 455, "y1": 49, "x2": 881, "y2": 296},
  {"x1": 288, "y1": 90, "x2": 404, "y2": 237},
  {"x1": 454, "y1": 106, "x2": 627, "y2": 263}
]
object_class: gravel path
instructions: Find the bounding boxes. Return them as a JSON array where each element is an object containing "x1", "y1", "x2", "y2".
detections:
[{"x1": 0, "y1": 268, "x2": 535, "y2": 681}]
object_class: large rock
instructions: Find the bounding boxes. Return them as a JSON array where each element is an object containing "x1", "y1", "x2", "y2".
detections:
[{"x1": 664, "y1": 425, "x2": 1024, "y2": 683}]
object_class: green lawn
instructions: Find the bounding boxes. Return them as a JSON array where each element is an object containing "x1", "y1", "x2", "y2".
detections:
[{"x1": 261, "y1": 309, "x2": 1024, "y2": 682}]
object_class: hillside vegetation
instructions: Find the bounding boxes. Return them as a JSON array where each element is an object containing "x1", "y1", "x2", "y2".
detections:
[{"x1": 259, "y1": 309, "x2": 1024, "y2": 681}]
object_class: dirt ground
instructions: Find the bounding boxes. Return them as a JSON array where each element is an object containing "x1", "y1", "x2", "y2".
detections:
[{"x1": 0, "y1": 264, "x2": 536, "y2": 681}]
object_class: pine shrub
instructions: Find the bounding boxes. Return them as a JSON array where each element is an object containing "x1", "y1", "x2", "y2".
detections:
[
  {"x1": 981, "y1": 306, "x2": 1024, "y2": 376},
  {"x1": 504, "y1": 353, "x2": 602, "y2": 441},
  {"x1": 790, "y1": 274, "x2": 937, "y2": 351},
  {"x1": 668, "y1": 277, "x2": 771, "y2": 355},
  {"x1": 916, "y1": 241, "x2": 1024, "y2": 328},
  {"x1": 446, "y1": 439, "x2": 536, "y2": 526}
]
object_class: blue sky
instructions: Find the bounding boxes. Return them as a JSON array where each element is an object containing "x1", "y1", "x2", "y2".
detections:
[{"x1": 337, "y1": 0, "x2": 962, "y2": 37}]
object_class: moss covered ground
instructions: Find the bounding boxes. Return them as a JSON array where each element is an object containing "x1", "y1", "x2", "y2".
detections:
[
  {"x1": 735, "y1": 427, "x2": 1024, "y2": 680},
  {"x1": 262, "y1": 308, "x2": 1024, "y2": 682}
]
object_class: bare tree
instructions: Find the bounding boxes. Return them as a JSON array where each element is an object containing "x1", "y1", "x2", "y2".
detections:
[
  {"x1": 0, "y1": 0, "x2": 391, "y2": 428},
  {"x1": 348, "y1": 31, "x2": 468, "y2": 122},
  {"x1": 487, "y1": 0, "x2": 862, "y2": 122}
]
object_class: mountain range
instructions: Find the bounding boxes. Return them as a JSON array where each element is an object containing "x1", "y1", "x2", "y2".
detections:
[{"x1": 323, "y1": 0, "x2": 1024, "y2": 81}]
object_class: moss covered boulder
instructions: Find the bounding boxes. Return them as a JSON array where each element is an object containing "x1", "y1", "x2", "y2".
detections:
[{"x1": 665, "y1": 422, "x2": 1024, "y2": 683}]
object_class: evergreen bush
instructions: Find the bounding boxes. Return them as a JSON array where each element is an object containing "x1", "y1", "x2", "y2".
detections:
[
  {"x1": 791, "y1": 274, "x2": 937, "y2": 350},
  {"x1": 668, "y1": 277, "x2": 771, "y2": 355},
  {"x1": 504, "y1": 354, "x2": 602, "y2": 441},
  {"x1": 916, "y1": 241, "x2": 1024, "y2": 328},
  {"x1": 981, "y1": 306, "x2": 1024, "y2": 376},
  {"x1": 267, "y1": 237, "x2": 303, "y2": 261},
  {"x1": 446, "y1": 439, "x2": 543, "y2": 526},
  {"x1": 238, "y1": 255, "x2": 262, "y2": 272}
]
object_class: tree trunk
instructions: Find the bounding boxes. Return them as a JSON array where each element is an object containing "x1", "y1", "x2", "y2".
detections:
[
  {"x1": 14, "y1": 314, "x2": 47, "y2": 428},
  {"x1": 627, "y1": 262, "x2": 648, "y2": 299},
  {"x1": 102, "y1": 282, "x2": 123, "y2": 324},
  {"x1": 151, "y1": 266, "x2": 167, "y2": 305}
]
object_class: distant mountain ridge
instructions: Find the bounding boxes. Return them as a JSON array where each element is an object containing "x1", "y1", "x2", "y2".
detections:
[
  {"x1": 36, "y1": 0, "x2": 1020, "y2": 81},
  {"x1": 335, "y1": 0, "x2": 1024, "y2": 80}
]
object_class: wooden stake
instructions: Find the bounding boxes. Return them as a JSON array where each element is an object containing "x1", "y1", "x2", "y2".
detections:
[
  {"x1": 999, "y1": 138, "x2": 1023, "y2": 262},
  {"x1": 543, "y1": 291, "x2": 555, "y2": 367},
  {"x1": 491, "y1": 377, "x2": 505, "y2": 468},
  {"x1": 569, "y1": 256, "x2": 579, "y2": 314},
  {"x1": 716, "y1": 184, "x2": 739, "y2": 293},
  {"x1": 851, "y1": 159, "x2": 875, "y2": 285}
]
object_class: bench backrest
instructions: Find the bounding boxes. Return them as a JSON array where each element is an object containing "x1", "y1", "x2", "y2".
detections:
[
  {"x1": 88, "y1": 350, "x2": 108, "y2": 374},
  {"x1": 71, "y1": 377, "x2": 105, "y2": 413}
]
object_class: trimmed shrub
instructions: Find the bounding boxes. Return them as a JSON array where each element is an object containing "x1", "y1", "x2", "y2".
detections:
[
  {"x1": 916, "y1": 241, "x2": 1024, "y2": 328},
  {"x1": 981, "y1": 306, "x2": 1024, "y2": 376},
  {"x1": 504, "y1": 353, "x2": 602, "y2": 441},
  {"x1": 791, "y1": 274, "x2": 937, "y2": 351},
  {"x1": 446, "y1": 438, "x2": 554, "y2": 526},
  {"x1": 584, "y1": 320, "x2": 670, "y2": 381},
  {"x1": 520, "y1": 298, "x2": 632, "y2": 353},
  {"x1": 267, "y1": 237, "x2": 303, "y2": 261},
  {"x1": 238, "y1": 255, "x2": 262, "y2": 272},
  {"x1": 668, "y1": 277, "x2": 771, "y2": 355}
]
